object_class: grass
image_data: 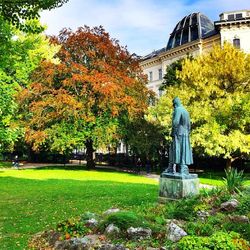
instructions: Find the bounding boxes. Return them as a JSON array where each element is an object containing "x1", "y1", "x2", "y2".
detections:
[
  {"x1": 199, "y1": 171, "x2": 250, "y2": 186},
  {"x1": 1, "y1": 166, "x2": 249, "y2": 249},
  {"x1": 0, "y1": 168, "x2": 158, "y2": 249},
  {"x1": 0, "y1": 161, "x2": 12, "y2": 168}
]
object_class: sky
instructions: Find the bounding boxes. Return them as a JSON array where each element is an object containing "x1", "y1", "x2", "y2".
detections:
[{"x1": 40, "y1": 0, "x2": 250, "y2": 56}]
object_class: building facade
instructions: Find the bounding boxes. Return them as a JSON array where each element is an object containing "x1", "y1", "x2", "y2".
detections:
[{"x1": 140, "y1": 10, "x2": 250, "y2": 96}]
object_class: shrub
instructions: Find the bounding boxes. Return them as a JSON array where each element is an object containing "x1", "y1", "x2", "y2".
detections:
[
  {"x1": 222, "y1": 222, "x2": 250, "y2": 240},
  {"x1": 56, "y1": 218, "x2": 90, "y2": 238},
  {"x1": 223, "y1": 168, "x2": 245, "y2": 193},
  {"x1": 100, "y1": 211, "x2": 148, "y2": 231},
  {"x1": 165, "y1": 197, "x2": 199, "y2": 220},
  {"x1": 186, "y1": 221, "x2": 214, "y2": 236},
  {"x1": 177, "y1": 231, "x2": 250, "y2": 250}
]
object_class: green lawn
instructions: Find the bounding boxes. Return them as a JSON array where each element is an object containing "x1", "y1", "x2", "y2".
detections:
[
  {"x1": 1, "y1": 167, "x2": 249, "y2": 249},
  {"x1": 0, "y1": 168, "x2": 158, "y2": 249},
  {"x1": 0, "y1": 161, "x2": 12, "y2": 168}
]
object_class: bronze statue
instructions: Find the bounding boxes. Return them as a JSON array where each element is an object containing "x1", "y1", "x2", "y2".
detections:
[{"x1": 165, "y1": 97, "x2": 193, "y2": 175}]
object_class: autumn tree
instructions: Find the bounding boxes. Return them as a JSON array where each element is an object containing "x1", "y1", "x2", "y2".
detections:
[
  {"x1": 19, "y1": 26, "x2": 151, "y2": 169},
  {"x1": 0, "y1": 0, "x2": 68, "y2": 32},
  {"x1": 148, "y1": 43, "x2": 250, "y2": 169}
]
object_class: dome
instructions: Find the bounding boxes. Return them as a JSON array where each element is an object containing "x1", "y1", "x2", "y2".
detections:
[{"x1": 167, "y1": 13, "x2": 215, "y2": 50}]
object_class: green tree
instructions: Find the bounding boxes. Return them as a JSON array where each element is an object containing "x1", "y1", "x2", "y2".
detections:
[
  {"x1": 125, "y1": 118, "x2": 165, "y2": 164},
  {"x1": 148, "y1": 43, "x2": 250, "y2": 169},
  {"x1": 159, "y1": 58, "x2": 183, "y2": 90},
  {"x1": 0, "y1": 18, "x2": 60, "y2": 154},
  {"x1": 19, "y1": 26, "x2": 151, "y2": 169},
  {"x1": 0, "y1": 0, "x2": 68, "y2": 32}
]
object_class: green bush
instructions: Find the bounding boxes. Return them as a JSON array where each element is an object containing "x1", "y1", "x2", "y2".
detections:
[
  {"x1": 186, "y1": 221, "x2": 214, "y2": 236},
  {"x1": 100, "y1": 211, "x2": 149, "y2": 231},
  {"x1": 223, "y1": 168, "x2": 245, "y2": 193},
  {"x1": 177, "y1": 231, "x2": 250, "y2": 250},
  {"x1": 56, "y1": 218, "x2": 90, "y2": 238},
  {"x1": 222, "y1": 222, "x2": 250, "y2": 240},
  {"x1": 165, "y1": 197, "x2": 199, "y2": 220}
]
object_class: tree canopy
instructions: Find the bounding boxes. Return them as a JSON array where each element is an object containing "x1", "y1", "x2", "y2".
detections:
[
  {"x1": 148, "y1": 43, "x2": 250, "y2": 168},
  {"x1": 19, "y1": 26, "x2": 152, "y2": 168},
  {"x1": 0, "y1": 0, "x2": 68, "y2": 32},
  {"x1": 0, "y1": 17, "x2": 60, "y2": 153}
]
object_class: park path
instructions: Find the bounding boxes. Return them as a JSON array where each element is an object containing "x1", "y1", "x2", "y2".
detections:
[{"x1": 4, "y1": 161, "x2": 214, "y2": 189}]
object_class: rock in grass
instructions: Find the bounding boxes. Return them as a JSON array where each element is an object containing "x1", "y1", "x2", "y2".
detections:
[
  {"x1": 105, "y1": 224, "x2": 120, "y2": 236},
  {"x1": 85, "y1": 218, "x2": 99, "y2": 227},
  {"x1": 55, "y1": 235, "x2": 101, "y2": 250},
  {"x1": 98, "y1": 243, "x2": 127, "y2": 250},
  {"x1": 229, "y1": 215, "x2": 249, "y2": 223},
  {"x1": 220, "y1": 199, "x2": 239, "y2": 212},
  {"x1": 166, "y1": 222, "x2": 187, "y2": 242},
  {"x1": 103, "y1": 208, "x2": 120, "y2": 215},
  {"x1": 54, "y1": 237, "x2": 89, "y2": 249},
  {"x1": 127, "y1": 227, "x2": 152, "y2": 239},
  {"x1": 197, "y1": 210, "x2": 209, "y2": 221}
]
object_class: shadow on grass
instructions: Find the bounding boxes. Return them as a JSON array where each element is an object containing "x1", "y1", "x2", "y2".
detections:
[
  {"x1": 0, "y1": 175, "x2": 158, "y2": 249},
  {"x1": 33, "y1": 164, "x2": 88, "y2": 171},
  {"x1": 31, "y1": 164, "x2": 140, "y2": 176}
]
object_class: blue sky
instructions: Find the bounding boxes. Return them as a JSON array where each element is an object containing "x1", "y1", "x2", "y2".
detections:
[{"x1": 40, "y1": 0, "x2": 249, "y2": 56}]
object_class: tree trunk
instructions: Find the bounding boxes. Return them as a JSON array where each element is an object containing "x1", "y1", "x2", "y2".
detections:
[
  {"x1": 85, "y1": 139, "x2": 95, "y2": 169},
  {"x1": 226, "y1": 158, "x2": 233, "y2": 170}
]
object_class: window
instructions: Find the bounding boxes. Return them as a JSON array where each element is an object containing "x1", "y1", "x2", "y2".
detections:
[
  {"x1": 228, "y1": 14, "x2": 234, "y2": 21},
  {"x1": 174, "y1": 31, "x2": 181, "y2": 47},
  {"x1": 181, "y1": 28, "x2": 189, "y2": 44},
  {"x1": 191, "y1": 25, "x2": 198, "y2": 41},
  {"x1": 167, "y1": 35, "x2": 174, "y2": 50},
  {"x1": 236, "y1": 13, "x2": 243, "y2": 19},
  {"x1": 233, "y1": 38, "x2": 240, "y2": 49},
  {"x1": 158, "y1": 69, "x2": 162, "y2": 80},
  {"x1": 159, "y1": 89, "x2": 163, "y2": 97},
  {"x1": 149, "y1": 71, "x2": 153, "y2": 82}
]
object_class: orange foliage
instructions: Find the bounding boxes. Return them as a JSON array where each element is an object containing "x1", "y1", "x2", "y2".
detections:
[{"x1": 19, "y1": 26, "x2": 153, "y2": 150}]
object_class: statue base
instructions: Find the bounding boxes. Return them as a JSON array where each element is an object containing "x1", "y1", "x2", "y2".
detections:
[{"x1": 159, "y1": 172, "x2": 199, "y2": 203}]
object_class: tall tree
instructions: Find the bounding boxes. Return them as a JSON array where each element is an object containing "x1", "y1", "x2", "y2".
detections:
[
  {"x1": 19, "y1": 26, "x2": 151, "y2": 168},
  {"x1": 0, "y1": 17, "x2": 60, "y2": 154},
  {"x1": 0, "y1": 0, "x2": 68, "y2": 32},
  {"x1": 148, "y1": 43, "x2": 250, "y2": 169},
  {"x1": 159, "y1": 58, "x2": 183, "y2": 90}
]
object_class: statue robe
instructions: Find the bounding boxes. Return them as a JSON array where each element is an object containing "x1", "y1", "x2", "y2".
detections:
[{"x1": 169, "y1": 101, "x2": 193, "y2": 165}]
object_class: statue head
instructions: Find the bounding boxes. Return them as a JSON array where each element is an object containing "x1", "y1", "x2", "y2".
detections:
[{"x1": 173, "y1": 97, "x2": 182, "y2": 108}]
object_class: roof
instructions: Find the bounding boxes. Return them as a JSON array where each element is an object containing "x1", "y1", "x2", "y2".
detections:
[
  {"x1": 141, "y1": 12, "x2": 217, "y2": 60},
  {"x1": 166, "y1": 12, "x2": 216, "y2": 50}
]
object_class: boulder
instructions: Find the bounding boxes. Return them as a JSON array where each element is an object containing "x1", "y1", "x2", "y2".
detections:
[
  {"x1": 55, "y1": 235, "x2": 101, "y2": 250},
  {"x1": 103, "y1": 208, "x2": 120, "y2": 215},
  {"x1": 229, "y1": 215, "x2": 249, "y2": 223},
  {"x1": 98, "y1": 243, "x2": 127, "y2": 250},
  {"x1": 127, "y1": 227, "x2": 152, "y2": 239},
  {"x1": 105, "y1": 224, "x2": 120, "y2": 236},
  {"x1": 85, "y1": 218, "x2": 98, "y2": 227},
  {"x1": 197, "y1": 210, "x2": 209, "y2": 221},
  {"x1": 54, "y1": 238, "x2": 89, "y2": 250},
  {"x1": 220, "y1": 199, "x2": 239, "y2": 212},
  {"x1": 166, "y1": 222, "x2": 187, "y2": 242}
]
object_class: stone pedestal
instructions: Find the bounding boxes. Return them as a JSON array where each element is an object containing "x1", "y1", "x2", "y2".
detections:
[{"x1": 159, "y1": 172, "x2": 199, "y2": 202}]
